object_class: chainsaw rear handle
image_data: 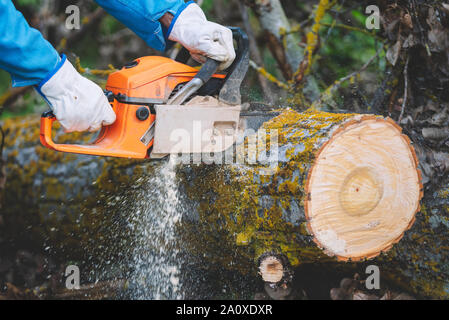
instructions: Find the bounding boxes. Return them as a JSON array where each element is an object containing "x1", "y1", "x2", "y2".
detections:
[
  {"x1": 39, "y1": 110, "x2": 104, "y2": 156},
  {"x1": 40, "y1": 109, "x2": 152, "y2": 159},
  {"x1": 40, "y1": 111, "x2": 86, "y2": 154}
]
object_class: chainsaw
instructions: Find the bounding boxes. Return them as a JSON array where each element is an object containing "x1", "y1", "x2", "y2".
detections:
[{"x1": 40, "y1": 27, "x2": 276, "y2": 159}]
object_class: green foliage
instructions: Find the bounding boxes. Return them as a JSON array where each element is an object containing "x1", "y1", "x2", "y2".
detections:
[
  {"x1": 100, "y1": 15, "x2": 125, "y2": 35},
  {"x1": 0, "y1": 70, "x2": 11, "y2": 95},
  {"x1": 14, "y1": 0, "x2": 41, "y2": 7},
  {"x1": 317, "y1": 10, "x2": 385, "y2": 85},
  {"x1": 350, "y1": 9, "x2": 367, "y2": 26},
  {"x1": 201, "y1": 0, "x2": 214, "y2": 14}
]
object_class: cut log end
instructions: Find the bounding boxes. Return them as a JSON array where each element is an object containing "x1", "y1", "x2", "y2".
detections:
[
  {"x1": 258, "y1": 256, "x2": 285, "y2": 284},
  {"x1": 305, "y1": 117, "x2": 422, "y2": 261}
]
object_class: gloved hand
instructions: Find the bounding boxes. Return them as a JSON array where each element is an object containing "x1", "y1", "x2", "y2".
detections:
[
  {"x1": 38, "y1": 56, "x2": 116, "y2": 132},
  {"x1": 168, "y1": 3, "x2": 235, "y2": 71}
]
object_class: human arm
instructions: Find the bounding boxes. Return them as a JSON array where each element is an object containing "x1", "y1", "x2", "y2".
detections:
[
  {"x1": 95, "y1": 0, "x2": 235, "y2": 70},
  {"x1": 0, "y1": 0, "x2": 115, "y2": 132}
]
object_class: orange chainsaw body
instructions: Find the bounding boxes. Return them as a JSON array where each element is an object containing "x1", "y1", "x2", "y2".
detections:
[{"x1": 40, "y1": 56, "x2": 225, "y2": 159}]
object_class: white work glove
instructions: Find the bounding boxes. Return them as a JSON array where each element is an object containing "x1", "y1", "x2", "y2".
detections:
[
  {"x1": 168, "y1": 3, "x2": 236, "y2": 70},
  {"x1": 39, "y1": 58, "x2": 116, "y2": 132}
]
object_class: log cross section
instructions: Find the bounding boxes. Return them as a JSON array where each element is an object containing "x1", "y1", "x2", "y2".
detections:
[{"x1": 304, "y1": 116, "x2": 423, "y2": 261}]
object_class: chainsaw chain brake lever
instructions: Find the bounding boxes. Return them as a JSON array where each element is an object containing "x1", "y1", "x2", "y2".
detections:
[{"x1": 166, "y1": 58, "x2": 220, "y2": 105}]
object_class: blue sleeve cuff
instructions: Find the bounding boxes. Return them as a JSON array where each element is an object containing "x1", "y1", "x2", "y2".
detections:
[
  {"x1": 36, "y1": 54, "x2": 66, "y2": 90},
  {"x1": 163, "y1": 0, "x2": 195, "y2": 41}
]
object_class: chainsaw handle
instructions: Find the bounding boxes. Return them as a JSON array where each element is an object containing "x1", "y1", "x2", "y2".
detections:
[
  {"x1": 40, "y1": 111, "x2": 75, "y2": 152},
  {"x1": 39, "y1": 111, "x2": 107, "y2": 156},
  {"x1": 40, "y1": 105, "x2": 152, "y2": 159},
  {"x1": 194, "y1": 58, "x2": 220, "y2": 84}
]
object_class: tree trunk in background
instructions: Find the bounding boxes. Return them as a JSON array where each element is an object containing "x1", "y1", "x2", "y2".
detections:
[
  {"x1": 1, "y1": 108, "x2": 448, "y2": 298},
  {"x1": 244, "y1": 0, "x2": 320, "y2": 100},
  {"x1": 245, "y1": 0, "x2": 303, "y2": 79}
]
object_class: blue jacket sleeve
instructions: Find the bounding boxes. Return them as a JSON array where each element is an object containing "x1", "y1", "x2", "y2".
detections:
[
  {"x1": 0, "y1": 0, "x2": 60, "y2": 87},
  {"x1": 94, "y1": 0, "x2": 187, "y2": 52}
]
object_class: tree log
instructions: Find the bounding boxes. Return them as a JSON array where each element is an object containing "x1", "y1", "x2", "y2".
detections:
[
  {"x1": 1, "y1": 109, "x2": 448, "y2": 299},
  {"x1": 258, "y1": 252, "x2": 292, "y2": 285}
]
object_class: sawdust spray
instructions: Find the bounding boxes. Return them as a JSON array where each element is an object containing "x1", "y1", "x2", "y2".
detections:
[{"x1": 125, "y1": 157, "x2": 184, "y2": 299}]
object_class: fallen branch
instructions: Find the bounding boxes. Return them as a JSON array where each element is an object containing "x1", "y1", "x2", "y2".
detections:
[
  {"x1": 249, "y1": 60, "x2": 290, "y2": 91},
  {"x1": 294, "y1": 0, "x2": 333, "y2": 85},
  {"x1": 321, "y1": 22, "x2": 384, "y2": 41},
  {"x1": 51, "y1": 280, "x2": 126, "y2": 300},
  {"x1": 398, "y1": 55, "x2": 409, "y2": 123},
  {"x1": 0, "y1": 280, "x2": 126, "y2": 300},
  {"x1": 74, "y1": 56, "x2": 117, "y2": 77}
]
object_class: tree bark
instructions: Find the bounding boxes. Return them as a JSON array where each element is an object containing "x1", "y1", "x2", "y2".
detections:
[{"x1": 1, "y1": 109, "x2": 447, "y2": 298}]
